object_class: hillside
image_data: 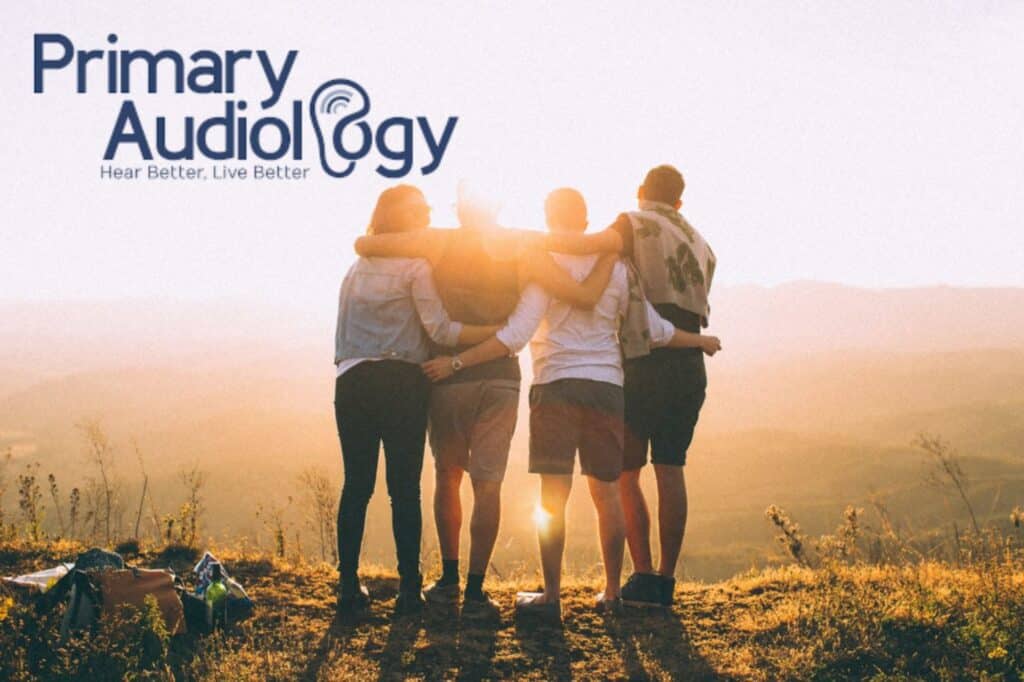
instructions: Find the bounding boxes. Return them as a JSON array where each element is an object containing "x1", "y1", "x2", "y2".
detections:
[
  {"x1": 1, "y1": 283, "x2": 1022, "y2": 581},
  {"x1": 2, "y1": 544, "x2": 1022, "y2": 681}
]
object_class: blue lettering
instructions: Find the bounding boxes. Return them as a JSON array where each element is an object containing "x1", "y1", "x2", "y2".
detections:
[{"x1": 104, "y1": 100, "x2": 153, "y2": 160}]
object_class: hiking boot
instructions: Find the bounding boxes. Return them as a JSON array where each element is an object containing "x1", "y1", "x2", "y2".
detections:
[
  {"x1": 462, "y1": 589, "x2": 500, "y2": 620},
  {"x1": 514, "y1": 592, "x2": 561, "y2": 620},
  {"x1": 595, "y1": 592, "x2": 623, "y2": 615},
  {"x1": 620, "y1": 572, "x2": 664, "y2": 608},
  {"x1": 660, "y1": 576, "x2": 677, "y2": 607},
  {"x1": 337, "y1": 582, "x2": 370, "y2": 618},
  {"x1": 424, "y1": 580, "x2": 461, "y2": 605},
  {"x1": 394, "y1": 589, "x2": 426, "y2": 616}
]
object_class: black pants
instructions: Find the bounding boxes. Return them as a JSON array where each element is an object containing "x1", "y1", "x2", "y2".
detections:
[{"x1": 334, "y1": 360, "x2": 429, "y2": 592}]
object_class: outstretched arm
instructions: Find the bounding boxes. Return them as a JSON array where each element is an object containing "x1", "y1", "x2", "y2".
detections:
[
  {"x1": 644, "y1": 299, "x2": 722, "y2": 356},
  {"x1": 457, "y1": 324, "x2": 502, "y2": 345},
  {"x1": 666, "y1": 329, "x2": 721, "y2": 355},
  {"x1": 518, "y1": 250, "x2": 616, "y2": 309},
  {"x1": 544, "y1": 226, "x2": 624, "y2": 255},
  {"x1": 354, "y1": 229, "x2": 449, "y2": 264}
]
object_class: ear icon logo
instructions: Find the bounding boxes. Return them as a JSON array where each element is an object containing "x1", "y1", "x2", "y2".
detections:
[{"x1": 310, "y1": 78, "x2": 371, "y2": 178}]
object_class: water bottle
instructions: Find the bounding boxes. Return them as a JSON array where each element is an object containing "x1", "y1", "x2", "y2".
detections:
[{"x1": 204, "y1": 563, "x2": 229, "y2": 624}]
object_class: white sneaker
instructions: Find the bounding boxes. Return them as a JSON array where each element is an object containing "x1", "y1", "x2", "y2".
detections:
[
  {"x1": 514, "y1": 591, "x2": 561, "y2": 619},
  {"x1": 595, "y1": 592, "x2": 623, "y2": 615}
]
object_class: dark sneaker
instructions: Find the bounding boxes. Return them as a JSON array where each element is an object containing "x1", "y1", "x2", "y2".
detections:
[
  {"x1": 514, "y1": 592, "x2": 561, "y2": 620},
  {"x1": 424, "y1": 581, "x2": 461, "y2": 605},
  {"x1": 462, "y1": 590, "x2": 500, "y2": 620},
  {"x1": 595, "y1": 592, "x2": 623, "y2": 615},
  {"x1": 394, "y1": 589, "x2": 426, "y2": 616},
  {"x1": 660, "y1": 576, "x2": 677, "y2": 607},
  {"x1": 337, "y1": 582, "x2": 370, "y2": 618},
  {"x1": 620, "y1": 573, "x2": 664, "y2": 608}
]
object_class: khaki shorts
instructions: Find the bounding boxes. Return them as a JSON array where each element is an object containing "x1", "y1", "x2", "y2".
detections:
[{"x1": 428, "y1": 378, "x2": 520, "y2": 482}]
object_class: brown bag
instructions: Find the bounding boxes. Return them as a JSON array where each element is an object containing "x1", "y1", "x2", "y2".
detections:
[{"x1": 96, "y1": 568, "x2": 186, "y2": 636}]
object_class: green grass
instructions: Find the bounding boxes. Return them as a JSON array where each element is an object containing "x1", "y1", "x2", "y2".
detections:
[{"x1": 2, "y1": 542, "x2": 1023, "y2": 680}]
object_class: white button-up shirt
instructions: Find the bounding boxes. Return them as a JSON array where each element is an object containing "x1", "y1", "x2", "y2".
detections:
[{"x1": 495, "y1": 255, "x2": 676, "y2": 387}]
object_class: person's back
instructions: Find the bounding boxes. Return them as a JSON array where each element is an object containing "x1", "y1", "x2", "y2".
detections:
[
  {"x1": 415, "y1": 186, "x2": 717, "y2": 615},
  {"x1": 540, "y1": 165, "x2": 720, "y2": 609},
  {"x1": 335, "y1": 256, "x2": 461, "y2": 369},
  {"x1": 529, "y1": 254, "x2": 630, "y2": 386},
  {"x1": 621, "y1": 202, "x2": 714, "y2": 333},
  {"x1": 511, "y1": 188, "x2": 685, "y2": 615},
  {"x1": 430, "y1": 227, "x2": 522, "y2": 383},
  {"x1": 420, "y1": 192, "x2": 531, "y2": 613}
]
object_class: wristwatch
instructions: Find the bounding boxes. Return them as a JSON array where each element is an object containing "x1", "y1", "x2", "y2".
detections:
[{"x1": 451, "y1": 355, "x2": 464, "y2": 372}]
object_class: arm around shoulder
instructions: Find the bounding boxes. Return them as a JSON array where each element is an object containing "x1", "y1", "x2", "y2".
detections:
[
  {"x1": 354, "y1": 230, "x2": 445, "y2": 262},
  {"x1": 543, "y1": 225, "x2": 623, "y2": 255},
  {"x1": 519, "y1": 249, "x2": 616, "y2": 309}
]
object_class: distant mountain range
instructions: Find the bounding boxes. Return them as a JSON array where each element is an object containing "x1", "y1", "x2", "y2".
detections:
[
  {"x1": 4, "y1": 283, "x2": 1022, "y2": 386},
  {"x1": 711, "y1": 282, "x2": 1024, "y2": 362},
  {"x1": 1, "y1": 283, "x2": 1021, "y2": 581}
]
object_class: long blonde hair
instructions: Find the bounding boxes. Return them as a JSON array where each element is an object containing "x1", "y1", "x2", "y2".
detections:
[{"x1": 367, "y1": 185, "x2": 427, "y2": 235}]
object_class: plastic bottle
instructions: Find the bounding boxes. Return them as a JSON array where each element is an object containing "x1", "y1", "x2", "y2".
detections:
[{"x1": 204, "y1": 563, "x2": 229, "y2": 623}]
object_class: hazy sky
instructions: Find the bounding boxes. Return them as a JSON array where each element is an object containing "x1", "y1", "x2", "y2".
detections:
[{"x1": 2, "y1": 1, "x2": 1022, "y2": 311}]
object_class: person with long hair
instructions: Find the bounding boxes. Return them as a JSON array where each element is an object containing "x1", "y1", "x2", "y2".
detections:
[{"x1": 333, "y1": 184, "x2": 499, "y2": 618}]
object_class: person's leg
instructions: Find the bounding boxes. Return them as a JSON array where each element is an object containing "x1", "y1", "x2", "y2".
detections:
[
  {"x1": 575, "y1": 380, "x2": 626, "y2": 604},
  {"x1": 587, "y1": 475, "x2": 626, "y2": 599},
  {"x1": 653, "y1": 464, "x2": 687, "y2": 577},
  {"x1": 334, "y1": 370, "x2": 381, "y2": 595},
  {"x1": 468, "y1": 477, "x2": 501, "y2": 577},
  {"x1": 621, "y1": 358, "x2": 658, "y2": 577},
  {"x1": 648, "y1": 373, "x2": 704, "y2": 581},
  {"x1": 619, "y1": 468, "x2": 654, "y2": 574},
  {"x1": 464, "y1": 379, "x2": 518, "y2": 597},
  {"x1": 647, "y1": 363, "x2": 705, "y2": 605},
  {"x1": 433, "y1": 466, "x2": 464, "y2": 583},
  {"x1": 537, "y1": 474, "x2": 572, "y2": 602},
  {"x1": 380, "y1": 365, "x2": 429, "y2": 594},
  {"x1": 517, "y1": 381, "x2": 578, "y2": 615},
  {"x1": 427, "y1": 383, "x2": 470, "y2": 587}
]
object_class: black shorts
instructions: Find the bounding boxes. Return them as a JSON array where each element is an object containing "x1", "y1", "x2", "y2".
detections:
[
  {"x1": 623, "y1": 348, "x2": 706, "y2": 470},
  {"x1": 528, "y1": 379, "x2": 625, "y2": 482}
]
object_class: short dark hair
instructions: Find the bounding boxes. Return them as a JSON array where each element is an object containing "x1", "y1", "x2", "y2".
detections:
[{"x1": 642, "y1": 165, "x2": 685, "y2": 204}]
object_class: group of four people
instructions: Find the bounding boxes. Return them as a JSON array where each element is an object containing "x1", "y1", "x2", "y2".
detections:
[{"x1": 332, "y1": 164, "x2": 720, "y2": 619}]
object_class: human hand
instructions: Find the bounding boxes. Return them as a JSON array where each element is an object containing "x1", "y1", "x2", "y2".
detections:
[
  {"x1": 700, "y1": 336, "x2": 722, "y2": 356},
  {"x1": 422, "y1": 356, "x2": 455, "y2": 382}
]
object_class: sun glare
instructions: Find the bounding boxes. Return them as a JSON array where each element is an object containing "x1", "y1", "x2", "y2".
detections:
[{"x1": 532, "y1": 503, "x2": 551, "y2": 533}]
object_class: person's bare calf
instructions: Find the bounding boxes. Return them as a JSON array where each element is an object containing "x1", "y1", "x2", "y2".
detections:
[
  {"x1": 587, "y1": 475, "x2": 625, "y2": 600},
  {"x1": 618, "y1": 468, "x2": 654, "y2": 573},
  {"x1": 535, "y1": 474, "x2": 572, "y2": 603},
  {"x1": 468, "y1": 478, "x2": 502, "y2": 576},
  {"x1": 434, "y1": 467, "x2": 464, "y2": 564},
  {"x1": 654, "y1": 464, "x2": 688, "y2": 577}
]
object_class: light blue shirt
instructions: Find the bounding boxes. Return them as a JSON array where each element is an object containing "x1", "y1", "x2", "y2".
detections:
[{"x1": 334, "y1": 257, "x2": 463, "y2": 369}]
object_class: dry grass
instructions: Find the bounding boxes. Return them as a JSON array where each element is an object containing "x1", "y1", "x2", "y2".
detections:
[{"x1": 2, "y1": 542, "x2": 1023, "y2": 680}]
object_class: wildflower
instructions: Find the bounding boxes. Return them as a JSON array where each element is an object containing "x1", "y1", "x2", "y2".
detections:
[
  {"x1": 988, "y1": 646, "x2": 1008, "y2": 660},
  {"x1": 0, "y1": 596, "x2": 13, "y2": 622}
]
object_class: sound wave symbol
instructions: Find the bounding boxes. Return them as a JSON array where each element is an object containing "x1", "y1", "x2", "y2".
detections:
[{"x1": 321, "y1": 89, "x2": 354, "y2": 114}]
